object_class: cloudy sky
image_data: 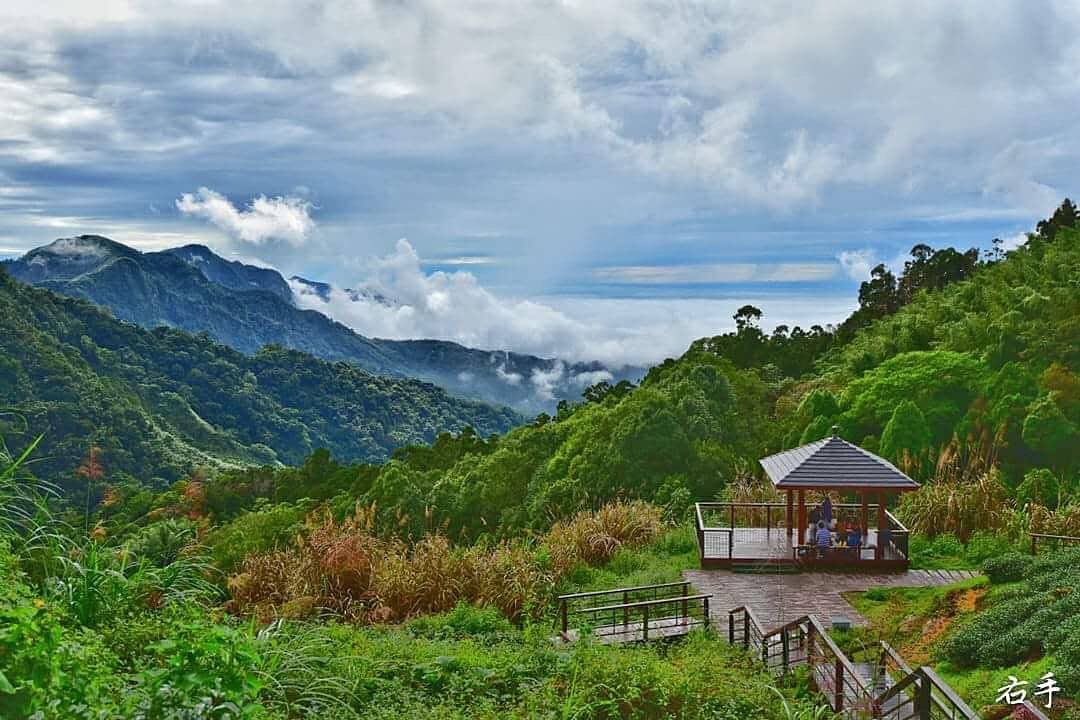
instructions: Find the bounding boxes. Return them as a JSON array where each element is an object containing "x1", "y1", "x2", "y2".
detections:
[{"x1": 2, "y1": 1, "x2": 1078, "y2": 366}]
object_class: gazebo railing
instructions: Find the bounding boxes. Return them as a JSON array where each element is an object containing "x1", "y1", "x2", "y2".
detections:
[{"x1": 695, "y1": 502, "x2": 910, "y2": 562}]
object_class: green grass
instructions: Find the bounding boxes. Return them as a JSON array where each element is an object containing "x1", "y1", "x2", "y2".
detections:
[{"x1": 558, "y1": 525, "x2": 699, "y2": 595}]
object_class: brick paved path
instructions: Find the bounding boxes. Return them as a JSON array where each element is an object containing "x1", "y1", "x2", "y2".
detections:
[{"x1": 683, "y1": 568, "x2": 979, "y2": 630}]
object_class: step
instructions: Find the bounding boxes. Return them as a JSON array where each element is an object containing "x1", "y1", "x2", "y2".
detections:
[{"x1": 731, "y1": 562, "x2": 800, "y2": 574}]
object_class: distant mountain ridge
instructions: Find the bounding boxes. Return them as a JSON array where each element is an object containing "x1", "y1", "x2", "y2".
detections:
[
  {"x1": 4, "y1": 236, "x2": 641, "y2": 413},
  {"x1": 0, "y1": 268, "x2": 520, "y2": 490}
]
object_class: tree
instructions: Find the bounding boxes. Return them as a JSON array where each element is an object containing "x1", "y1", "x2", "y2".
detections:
[
  {"x1": 1022, "y1": 395, "x2": 1079, "y2": 474},
  {"x1": 880, "y1": 400, "x2": 932, "y2": 467},
  {"x1": 733, "y1": 305, "x2": 763, "y2": 331},
  {"x1": 1035, "y1": 198, "x2": 1078, "y2": 243}
]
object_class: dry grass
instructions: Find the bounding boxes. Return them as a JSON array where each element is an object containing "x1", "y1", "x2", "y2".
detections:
[
  {"x1": 228, "y1": 499, "x2": 665, "y2": 624},
  {"x1": 897, "y1": 469, "x2": 1011, "y2": 542},
  {"x1": 1028, "y1": 503, "x2": 1080, "y2": 536}
]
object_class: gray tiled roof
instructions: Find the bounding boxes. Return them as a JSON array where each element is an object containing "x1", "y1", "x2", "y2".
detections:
[{"x1": 759, "y1": 435, "x2": 920, "y2": 490}]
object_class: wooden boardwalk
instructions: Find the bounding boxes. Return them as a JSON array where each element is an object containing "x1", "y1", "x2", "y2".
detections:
[{"x1": 684, "y1": 568, "x2": 979, "y2": 629}]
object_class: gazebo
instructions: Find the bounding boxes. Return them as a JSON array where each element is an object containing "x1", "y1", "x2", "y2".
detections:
[{"x1": 695, "y1": 429, "x2": 920, "y2": 570}]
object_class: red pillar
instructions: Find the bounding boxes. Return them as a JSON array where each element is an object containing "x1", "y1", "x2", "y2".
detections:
[
  {"x1": 876, "y1": 491, "x2": 887, "y2": 560},
  {"x1": 860, "y1": 491, "x2": 869, "y2": 539},
  {"x1": 797, "y1": 489, "x2": 806, "y2": 545},
  {"x1": 786, "y1": 490, "x2": 794, "y2": 536}
]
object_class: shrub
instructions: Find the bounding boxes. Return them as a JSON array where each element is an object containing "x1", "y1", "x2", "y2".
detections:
[
  {"x1": 406, "y1": 603, "x2": 516, "y2": 641},
  {"x1": 963, "y1": 531, "x2": 1015, "y2": 565},
  {"x1": 982, "y1": 552, "x2": 1033, "y2": 584}
]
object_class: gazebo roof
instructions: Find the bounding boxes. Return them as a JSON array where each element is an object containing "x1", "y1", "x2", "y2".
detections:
[{"x1": 759, "y1": 432, "x2": 920, "y2": 491}]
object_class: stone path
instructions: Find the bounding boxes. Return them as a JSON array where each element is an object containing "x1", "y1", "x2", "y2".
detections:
[{"x1": 683, "y1": 568, "x2": 980, "y2": 630}]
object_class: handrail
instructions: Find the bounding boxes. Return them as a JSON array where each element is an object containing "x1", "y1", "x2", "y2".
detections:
[
  {"x1": 1018, "y1": 699, "x2": 1051, "y2": 720},
  {"x1": 557, "y1": 581, "x2": 689, "y2": 601},
  {"x1": 727, "y1": 606, "x2": 981, "y2": 719},
  {"x1": 805, "y1": 615, "x2": 871, "y2": 697},
  {"x1": 1030, "y1": 531, "x2": 1080, "y2": 555},
  {"x1": 572, "y1": 593, "x2": 711, "y2": 616}
]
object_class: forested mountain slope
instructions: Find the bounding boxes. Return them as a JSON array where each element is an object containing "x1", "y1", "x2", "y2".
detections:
[
  {"x1": 163, "y1": 207, "x2": 1080, "y2": 544},
  {"x1": 0, "y1": 270, "x2": 519, "y2": 491},
  {"x1": 3, "y1": 236, "x2": 638, "y2": 413}
]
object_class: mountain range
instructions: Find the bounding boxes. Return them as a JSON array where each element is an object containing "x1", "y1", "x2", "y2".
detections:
[
  {"x1": 0, "y1": 267, "x2": 520, "y2": 490},
  {"x1": 3, "y1": 236, "x2": 640, "y2": 414}
]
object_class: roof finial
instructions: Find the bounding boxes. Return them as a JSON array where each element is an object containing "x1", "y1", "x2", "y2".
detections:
[{"x1": 831, "y1": 425, "x2": 839, "y2": 438}]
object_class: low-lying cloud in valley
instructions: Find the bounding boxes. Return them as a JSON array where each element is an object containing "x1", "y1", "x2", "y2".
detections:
[{"x1": 289, "y1": 239, "x2": 857, "y2": 367}]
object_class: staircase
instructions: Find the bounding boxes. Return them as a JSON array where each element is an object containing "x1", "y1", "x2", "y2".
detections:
[{"x1": 724, "y1": 605, "x2": 984, "y2": 719}]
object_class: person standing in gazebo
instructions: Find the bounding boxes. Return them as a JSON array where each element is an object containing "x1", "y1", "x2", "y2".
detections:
[{"x1": 822, "y1": 494, "x2": 833, "y2": 529}]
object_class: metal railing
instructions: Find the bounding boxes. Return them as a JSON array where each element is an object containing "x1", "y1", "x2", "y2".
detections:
[
  {"x1": 557, "y1": 582, "x2": 711, "y2": 642},
  {"x1": 696, "y1": 502, "x2": 910, "y2": 563},
  {"x1": 1029, "y1": 532, "x2": 1080, "y2": 555}
]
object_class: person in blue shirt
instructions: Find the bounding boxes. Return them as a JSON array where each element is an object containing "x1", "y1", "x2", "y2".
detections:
[
  {"x1": 846, "y1": 524, "x2": 862, "y2": 548},
  {"x1": 822, "y1": 495, "x2": 833, "y2": 528},
  {"x1": 815, "y1": 520, "x2": 831, "y2": 557}
]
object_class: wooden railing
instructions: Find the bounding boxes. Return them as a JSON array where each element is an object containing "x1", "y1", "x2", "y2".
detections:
[
  {"x1": 873, "y1": 642, "x2": 979, "y2": 719},
  {"x1": 727, "y1": 608, "x2": 981, "y2": 719},
  {"x1": 1029, "y1": 532, "x2": 1080, "y2": 555},
  {"x1": 728, "y1": 606, "x2": 875, "y2": 717},
  {"x1": 557, "y1": 582, "x2": 710, "y2": 642}
]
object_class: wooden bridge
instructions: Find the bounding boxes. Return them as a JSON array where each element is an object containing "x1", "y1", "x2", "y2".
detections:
[
  {"x1": 554, "y1": 580, "x2": 1051, "y2": 719},
  {"x1": 727, "y1": 605, "x2": 1049, "y2": 720},
  {"x1": 555, "y1": 581, "x2": 710, "y2": 644}
]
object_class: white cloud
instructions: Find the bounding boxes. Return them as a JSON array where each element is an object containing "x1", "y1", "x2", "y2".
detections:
[
  {"x1": 837, "y1": 249, "x2": 878, "y2": 281},
  {"x1": 1001, "y1": 232, "x2": 1030, "y2": 251},
  {"x1": 176, "y1": 188, "x2": 314, "y2": 246},
  {"x1": 289, "y1": 239, "x2": 857, "y2": 366},
  {"x1": 593, "y1": 262, "x2": 836, "y2": 284}
]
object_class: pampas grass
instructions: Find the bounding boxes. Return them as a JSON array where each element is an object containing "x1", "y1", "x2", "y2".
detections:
[{"x1": 228, "y1": 499, "x2": 666, "y2": 624}]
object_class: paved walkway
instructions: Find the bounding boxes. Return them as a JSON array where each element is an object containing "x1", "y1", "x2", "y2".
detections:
[{"x1": 683, "y1": 568, "x2": 979, "y2": 630}]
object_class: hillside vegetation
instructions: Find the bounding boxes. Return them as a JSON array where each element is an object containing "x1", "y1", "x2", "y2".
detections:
[
  {"x1": 0, "y1": 272, "x2": 519, "y2": 493},
  {"x1": 4, "y1": 236, "x2": 639, "y2": 413},
  {"x1": 2, "y1": 203, "x2": 1078, "y2": 718}
]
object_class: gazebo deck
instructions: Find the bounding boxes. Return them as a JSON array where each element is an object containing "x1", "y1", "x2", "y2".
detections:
[
  {"x1": 700, "y1": 526, "x2": 906, "y2": 564},
  {"x1": 695, "y1": 502, "x2": 911, "y2": 571}
]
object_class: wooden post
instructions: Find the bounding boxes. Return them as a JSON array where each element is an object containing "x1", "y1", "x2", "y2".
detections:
[
  {"x1": 623, "y1": 591, "x2": 629, "y2": 626},
  {"x1": 786, "y1": 490, "x2": 794, "y2": 536},
  {"x1": 728, "y1": 611, "x2": 735, "y2": 643},
  {"x1": 797, "y1": 490, "x2": 806, "y2": 546},
  {"x1": 681, "y1": 584, "x2": 688, "y2": 622},
  {"x1": 806, "y1": 621, "x2": 817, "y2": 690},
  {"x1": 1031, "y1": 534, "x2": 1037, "y2": 555},
  {"x1": 703, "y1": 597, "x2": 710, "y2": 628},
  {"x1": 876, "y1": 491, "x2": 887, "y2": 561},
  {"x1": 782, "y1": 628, "x2": 790, "y2": 674},
  {"x1": 835, "y1": 658, "x2": 844, "y2": 711},
  {"x1": 916, "y1": 669, "x2": 932, "y2": 718},
  {"x1": 642, "y1": 603, "x2": 649, "y2": 641}
]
